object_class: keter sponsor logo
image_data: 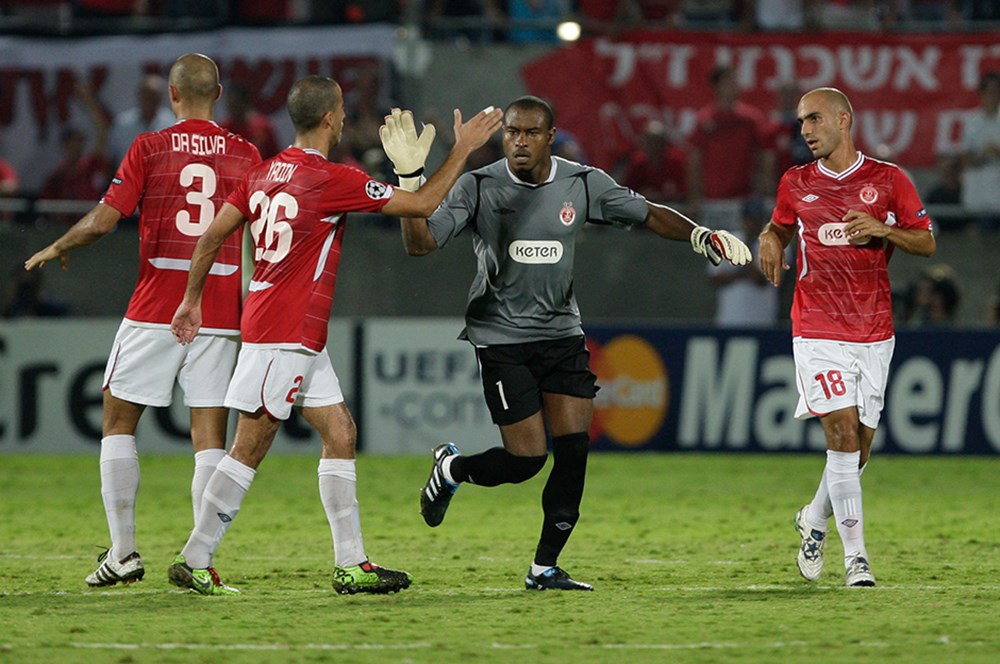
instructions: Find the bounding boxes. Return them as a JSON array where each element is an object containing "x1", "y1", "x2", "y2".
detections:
[
  {"x1": 508, "y1": 240, "x2": 563, "y2": 264},
  {"x1": 589, "y1": 335, "x2": 669, "y2": 447},
  {"x1": 818, "y1": 222, "x2": 851, "y2": 246}
]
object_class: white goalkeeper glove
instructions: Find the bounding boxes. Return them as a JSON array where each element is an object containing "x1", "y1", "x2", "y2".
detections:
[
  {"x1": 379, "y1": 108, "x2": 436, "y2": 191},
  {"x1": 690, "y1": 226, "x2": 753, "y2": 267}
]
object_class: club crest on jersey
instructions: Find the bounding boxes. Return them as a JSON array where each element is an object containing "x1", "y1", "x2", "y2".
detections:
[
  {"x1": 859, "y1": 185, "x2": 878, "y2": 204},
  {"x1": 559, "y1": 201, "x2": 576, "y2": 226},
  {"x1": 365, "y1": 180, "x2": 390, "y2": 200}
]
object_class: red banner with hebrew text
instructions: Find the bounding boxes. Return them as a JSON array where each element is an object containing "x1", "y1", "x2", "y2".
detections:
[{"x1": 522, "y1": 31, "x2": 999, "y2": 171}]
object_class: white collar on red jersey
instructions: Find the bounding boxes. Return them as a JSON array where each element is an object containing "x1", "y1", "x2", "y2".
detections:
[{"x1": 817, "y1": 151, "x2": 864, "y2": 180}]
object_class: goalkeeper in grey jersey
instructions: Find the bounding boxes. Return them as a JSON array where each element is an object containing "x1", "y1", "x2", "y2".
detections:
[{"x1": 380, "y1": 96, "x2": 751, "y2": 591}]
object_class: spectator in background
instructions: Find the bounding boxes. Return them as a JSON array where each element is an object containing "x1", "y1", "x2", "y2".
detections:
[
  {"x1": 923, "y1": 153, "x2": 970, "y2": 230},
  {"x1": 686, "y1": 65, "x2": 773, "y2": 231},
  {"x1": 743, "y1": 0, "x2": 815, "y2": 31},
  {"x1": 107, "y1": 74, "x2": 175, "y2": 167},
  {"x1": 711, "y1": 197, "x2": 778, "y2": 326},
  {"x1": 1, "y1": 266, "x2": 69, "y2": 318},
  {"x1": 41, "y1": 84, "x2": 110, "y2": 205},
  {"x1": 907, "y1": 264, "x2": 962, "y2": 326},
  {"x1": 959, "y1": 71, "x2": 1000, "y2": 232},
  {"x1": 678, "y1": 0, "x2": 739, "y2": 24},
  {"x1": 74, "y1": 0, "x2": 147, "y2": 18},
  {"x1": 508, "y1": 0, "x2": 564, "y2": 42},
  {"x1": 0, "y1": 150, "x2": 18, "y2": 196},
  {"x1": 987, "y1": 280, "x2": 1000, "y2": 325},
  {"x1": 960, "y1": 0, "x2": 1000, "y2": 21},
  {"x1": 770, "y1": 81, "x2": 813, "y2": 173},
  {"x1": 427, "y1": 0, "x2": 504, "y2": 42},
  {"x1": 621, "y1": 119, "x2": 686, "y2": 203},
  {"x1": 815, "y1": 0, "x2": 885, "y2": 30},
  {"x1": 221, "y1": 81, "x2": 280, "y2": 160}
]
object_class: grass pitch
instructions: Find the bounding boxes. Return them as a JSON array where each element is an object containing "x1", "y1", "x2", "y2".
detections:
[{"x1": 1, "y1": 452, "x2": 998, "y2": 663}]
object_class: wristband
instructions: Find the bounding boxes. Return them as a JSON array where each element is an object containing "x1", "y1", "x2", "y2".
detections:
[
  {"x1": 395, "y1": 167, "x2": 425, "y2": 179},
  {"x1": 398, "y1": 174, "x2": 426, "y2": 192}
]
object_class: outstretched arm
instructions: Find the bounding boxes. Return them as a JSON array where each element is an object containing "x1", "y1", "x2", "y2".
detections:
[
  {"x1": 379, "y1": 106, "x2": 502, "y2": 255},
  {"x1": 24, "y1": 203, "x2": 122, "y2": 271},
  {"x1": 645, "y1": 202, "x2": 753, "y2": 267},
  {"x1": 171, "y1": 203, "x2": 246, "y2": 344}
]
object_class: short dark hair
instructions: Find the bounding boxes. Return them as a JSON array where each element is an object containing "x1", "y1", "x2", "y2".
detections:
[
  {"x1": 980, "y1": 71, "x2": 1000, "y2": 93},
  {"x1": 287, "y1": 76, "x2": 340, "y2": 132},
  {"x1": 504, "y1": 95, "x2": 554, "y2": 130},
  {"x1": 711, "y1": 65, "x2": 733, "y2": 87}
]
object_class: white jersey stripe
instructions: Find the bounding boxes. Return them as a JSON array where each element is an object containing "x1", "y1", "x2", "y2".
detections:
[{"x1": 148, "y1": 257, "x2": 239, "y2": 276}]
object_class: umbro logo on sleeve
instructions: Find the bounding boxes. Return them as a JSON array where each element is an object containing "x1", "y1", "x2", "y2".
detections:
[{"x1": 801, "y1": 194, "x2": 820, "y2": 202}]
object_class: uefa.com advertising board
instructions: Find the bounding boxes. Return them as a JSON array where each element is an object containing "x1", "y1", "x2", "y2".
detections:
[{"x1": 1, "y1": 318, "x2": 998, "y2": 456}]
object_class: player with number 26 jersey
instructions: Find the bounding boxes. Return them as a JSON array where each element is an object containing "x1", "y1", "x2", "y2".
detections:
[
  {"x1": 227, "y1": 147, "x2": 392, "y2": 352},
  {"x1": 102, "y1": 119, "x2": 261, "y2": 333}
]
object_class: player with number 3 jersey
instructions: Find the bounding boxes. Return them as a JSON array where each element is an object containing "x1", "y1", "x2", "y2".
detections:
[
  {"x1": 24, "y1": 54, "x2": 261, "y2": 590},
  {"x1": 759, "y1": 87, "x2": 935, "y2": 588},
  {"x1": 103, "y1": 117, "x2": 259, "y2": 332}
]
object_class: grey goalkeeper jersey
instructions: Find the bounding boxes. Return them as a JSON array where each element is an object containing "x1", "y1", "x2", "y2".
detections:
[{"x1": 427, "y1": 156, "x2": 650, "y2": 346}]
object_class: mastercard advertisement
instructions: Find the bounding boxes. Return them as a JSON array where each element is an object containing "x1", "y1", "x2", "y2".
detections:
[{"x1": 588, "y1": 333, "x2": 670, "y2": 448}]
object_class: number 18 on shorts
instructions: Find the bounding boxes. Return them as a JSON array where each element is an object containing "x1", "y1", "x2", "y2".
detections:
[{"x1": 791, "y1": 337, "x2": 894, "y2": 429}]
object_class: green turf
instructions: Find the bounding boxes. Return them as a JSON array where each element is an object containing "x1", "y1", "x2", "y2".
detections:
[{"x1": 1, "y1": 453, "x2": 998, "y2": 663}]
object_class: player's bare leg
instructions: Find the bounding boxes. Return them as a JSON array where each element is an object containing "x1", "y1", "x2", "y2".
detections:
[{"x1": 87, "y1": 393, "x2": 146, "y2": 587}]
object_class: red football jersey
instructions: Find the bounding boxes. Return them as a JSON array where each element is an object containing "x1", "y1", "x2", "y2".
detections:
[
  {"x1": 101, "y1": 119, "x2": 262, "y2": 333},
  {"x1": 772, "y1": 153, "x2": 932, "y2": 343},
  {"x1": 228, "y1": 147, "x2": 393, "y2": 352}
]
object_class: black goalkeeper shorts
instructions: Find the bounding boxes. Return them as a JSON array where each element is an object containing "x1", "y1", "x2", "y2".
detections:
[{"x1": 475, "y1": 335, "x2": 598, "y2": 426}]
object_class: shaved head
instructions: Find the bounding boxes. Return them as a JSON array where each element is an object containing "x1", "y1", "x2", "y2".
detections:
[
  {"x1": 801, "y1": 87, "x2": 853, "y2": 129},
  {"x1": 168, "y1": 53, "x2": 220, "y2": 103}
]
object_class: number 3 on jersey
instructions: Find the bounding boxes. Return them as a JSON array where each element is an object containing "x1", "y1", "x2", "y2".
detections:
[
  {"x1": 175, "y1": 163, "x2": 217, "y2": 235},
  {"x1": 249, "y1": 191, "x2": 296, "y2": 263}
]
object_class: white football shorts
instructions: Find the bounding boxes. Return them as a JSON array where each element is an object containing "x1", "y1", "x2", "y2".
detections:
[
  {"x1": 224, "y1": 345, "x2": 344, "y2": 420},
  {"x1": 792, "y1": 336, "x2": 894, "y2": 429},
  {"x1": 103, "y1": 320, "x2": 239, "y2": 408}
]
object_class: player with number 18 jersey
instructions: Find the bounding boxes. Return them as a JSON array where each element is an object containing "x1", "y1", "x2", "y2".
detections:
[
  {"x1": 226, "y1": 147, "x2": 393, "y2": 353},
  {"x1": 771, "y1": 153, "x2": 932, "y2": 343},
  {"x1": 102, "y1": 119, "x2": 261, "y2": 333}
]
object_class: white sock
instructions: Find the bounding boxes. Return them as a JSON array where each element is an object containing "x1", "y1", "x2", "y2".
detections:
[
  {"x1": 808, "y1": 457, "x2": 869, "y2": 530},
  {"x1": 100, "y1": 435, "x2": 139, "y2": 562},
  {"x1": 826, "y1": 450, "x2": 868, "y2": 564},
  {"x1": 182, "y1": 455, "x2": 255, "y2": 569},
  {"x1": 805, "y1": 468, "x2": 832, "y2": 532},
  {"x1": 191, "y1": 448, "x2": 226, "y2": 525},
  {"x1": 531, "y1": 563, "x2": 553, "y2": 576},
  {"x1": 318, "y1": 458, "x2": 366, "y2": 567}
]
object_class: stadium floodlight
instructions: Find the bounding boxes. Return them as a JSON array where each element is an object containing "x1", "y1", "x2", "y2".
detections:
[{"x1": 557, "y1": 21, "x2": 581, "y2": 42}]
